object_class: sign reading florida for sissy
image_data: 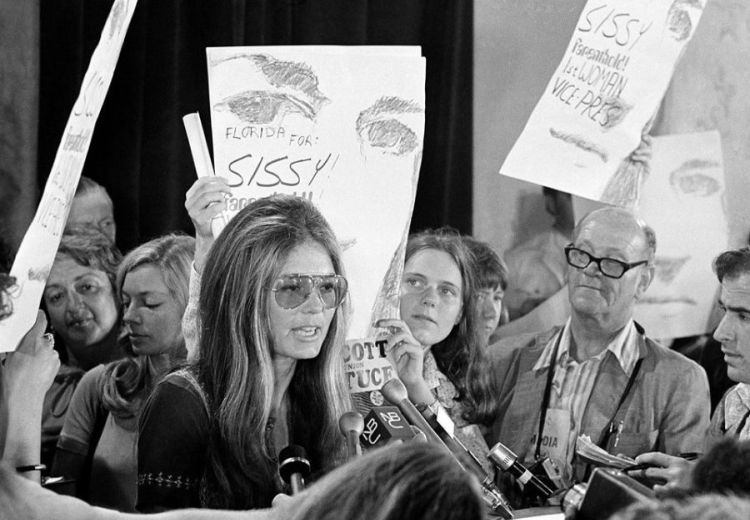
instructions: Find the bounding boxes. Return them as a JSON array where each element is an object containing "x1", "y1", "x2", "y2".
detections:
[
  {"x1": 500, "y1": 0, "x2": 707, "y2": 208},
  {"x1": 206, "y1": 47, "x2": 425, "y2": 347}
]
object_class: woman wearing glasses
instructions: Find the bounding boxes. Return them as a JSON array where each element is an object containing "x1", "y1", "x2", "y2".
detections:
[{"x1": 136, "y1": 192, "x2": 351, "y2": 512}]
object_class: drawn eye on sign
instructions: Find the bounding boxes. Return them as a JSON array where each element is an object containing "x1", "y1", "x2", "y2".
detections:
[
  {"x1": 356, "y1": 96, "x2": 423, "y2": 158},
  {"x1": 666, "y1": 0, "x2": 704, "y2": 42},
  {"x1": 212, "y1": 54, "x2": 331, "y2": 126},
  {"x1": 669, "y1": 159, "x2": 722, "y2": 197}
]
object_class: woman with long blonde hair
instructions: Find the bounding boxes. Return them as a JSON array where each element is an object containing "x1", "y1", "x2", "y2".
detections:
[{"x1": 137, "y1": 195, "x2": 351, "y2": 512}]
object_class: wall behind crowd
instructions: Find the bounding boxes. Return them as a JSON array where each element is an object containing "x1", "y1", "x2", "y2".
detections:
[
  {"x1": 474, "y1": 0, "x2": 750, "y2": 258},
  {"x1": 1, "y1": 0, "x2": 474, "y2": 255}
]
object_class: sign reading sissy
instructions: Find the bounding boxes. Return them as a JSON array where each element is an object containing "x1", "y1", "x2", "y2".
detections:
[
  {"x1": 207, "y1": 46, "x2": 426, "y2": 342},
  {"x1": 500, "y1": 0, "x2": 707, "y2": 208},
  {"x1": 0, "y1": 0, "x2": 138, "y2": 352}
]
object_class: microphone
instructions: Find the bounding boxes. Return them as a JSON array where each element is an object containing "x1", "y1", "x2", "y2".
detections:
[
  {"x1": 420, "y1": 403, "x2": 514, "y2": 519},
  {"x1": 278, "y1": 445, "x2": 311, "y2": 495},
  {"x1": 488, "y1": 442, "x2": 554, "y2": 500},
  {"x1": 360, "y1": 406, "x2": 416, "y2": 449},
  {"x1": 339, "y1": 411, "x2": 365, "y2": 459},
  {"x1": 381, "y1": 379, "x2": 514, "y2": 519},
  {"x1": 380, "y1": 379, "x2": 449, "y2": 450}
]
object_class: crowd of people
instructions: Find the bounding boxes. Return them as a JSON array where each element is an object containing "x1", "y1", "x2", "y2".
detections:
[{"x1": 1, "y1": 170, "x2": 749, "y2": 520}]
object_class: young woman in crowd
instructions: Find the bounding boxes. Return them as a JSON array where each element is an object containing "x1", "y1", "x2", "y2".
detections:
[
  {"x1": 136, "y1": 194, "x2": 352, "y2": 512},
  {"x1": 50, "y1": 234, "x2": 195, "y2": 511},
  {"x1": 41, "y1": 226, "x2": 123, "y2": 466},
  {"x1": 462, "y1": 236, "x2": 509, "y2": 347},
  {"x1": 378, "y1": 227, "x2": 499, "y2": 472}
]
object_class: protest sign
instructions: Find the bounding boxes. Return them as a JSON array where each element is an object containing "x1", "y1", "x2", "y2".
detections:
[
  {"x1": 0, "y1": 0, "x2": 138, "y2": 352},
  {"x1": 573, "y1": 130, "x2": 727, "y2": 338},
  {"x1": 500, "y1": 0, "x2": 707, "y2": 208},
  {"x1": 207, "y1": 46, "x2": 425, "y2": 337},
  {"x1": 207, "y1": 46, "x2": 425, "y2": 405},
  {"x1": 635, "y1": 131, "x2": 727, "y2": 338}
]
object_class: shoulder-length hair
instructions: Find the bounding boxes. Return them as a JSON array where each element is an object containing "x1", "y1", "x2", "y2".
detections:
[
  {"x1": 197, "y1": 194, "x2": 351, "y2": 509},
  {"x1": 48, "y1": 225, "x2": 123, "y2": 363},
  {"x1": 100, "y1": 233, "x2": 195, "y2": 417},
  {"x1": 405, "y1": 228, "x2": 497, "y2": 425}
]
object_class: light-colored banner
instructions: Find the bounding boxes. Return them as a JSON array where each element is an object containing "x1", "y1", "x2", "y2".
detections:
[
  {"x1": 207, "y1": 46, "x2": 425, "y2": 339},
  {"x1": 573, "y1": 130, "x2": 727, "y2": 339},
  {"x1": 0, "y1": 0, "x2": 138, "y2": 352},
  {"x1": 635, "y1": 131, "x2": 727, "y2": 338},
  {"x1": 500, "y1": 0, "x2": 707, "y2": 207}
]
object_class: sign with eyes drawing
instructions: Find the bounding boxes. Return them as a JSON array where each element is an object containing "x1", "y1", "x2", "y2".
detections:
[
  {"x1": 206, "y1": 46, "x2": 426, "y2": 347},
  {"x1": 573, "y1": 130, "x2": 728, "y2": 339},
  {"x1": 634, "y1": 131, "x2": 727, "y2": 339},
  {"x1": 500, "y1": 0, "x2": 707, "y2": 208}
]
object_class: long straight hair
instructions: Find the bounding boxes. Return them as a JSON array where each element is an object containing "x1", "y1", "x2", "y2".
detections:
[
  {"x1": 405, "y1": 228, "x2": 498, "y2": 425},
  {"x1": 197, "y1": 195, "x2": 351, "y2": 509},
  {"x1": 100, "y1": 233, "x2": 194, "y2": 417}
]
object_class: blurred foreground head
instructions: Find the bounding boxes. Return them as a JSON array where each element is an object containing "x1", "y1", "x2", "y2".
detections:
[{"x1": 290, "y1": 442, "x2": 485, "y2": 520}]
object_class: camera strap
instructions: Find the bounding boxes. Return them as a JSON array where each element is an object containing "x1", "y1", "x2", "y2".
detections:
[
  {"x1": 534, "y1": 330, "x2": 643, "y2": 461},
  {"x1": 595, "y1": 357, "x2": 643, "y2": 450},
  {"x1": 535, "y1": 332, "x2": 563, "y2": 461}
]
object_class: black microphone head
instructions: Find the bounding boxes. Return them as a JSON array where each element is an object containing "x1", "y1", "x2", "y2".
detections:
[
  {"x1": 278, "y1": 445, "x2": 311, "y2": 483},
  {"x1": 339, "y1": 411, "x2": 365, "y2": 436},
  {"x1": 381, "y1": 378, "x2": 408, "y2": 405}
]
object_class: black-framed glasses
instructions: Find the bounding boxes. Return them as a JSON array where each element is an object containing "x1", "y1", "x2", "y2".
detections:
[
  {"x1": 270, "y1": 274, "x2": 348, "y2": 310},
  {"x1": 564, "y1": 246, "x2": 648, "y2": 279}
]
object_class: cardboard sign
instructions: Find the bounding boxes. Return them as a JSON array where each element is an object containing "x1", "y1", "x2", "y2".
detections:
[
  {"x1": 0, "y1": 0, "x2": 138, "y2": 352},
  {"x1": 206, "y1": 46, "x2": 426, "y2": 340},
  {"x1": 635, "y1": 131, "x2": 727, "y2": 338},
  {"x1": 501, "y1": 0, "x2": 707, "y2": 208}
]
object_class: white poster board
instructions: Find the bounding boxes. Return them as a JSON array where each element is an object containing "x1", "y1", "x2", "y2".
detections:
[
  {"x1": 206, "y1": 45, "x2": 425, "y2": 345},
  {"x1": 500, "y1": 0, "x2": 707, "y2": 207},
  {"x1": 635, "y1": 131, "x2": 727, "y2": 338},
  {"x1": 573, "y1": 131, "x2": 727, "y2": 339},
  {"x1": 0, "y1": 0, "x2": 138, "y2": 352}
]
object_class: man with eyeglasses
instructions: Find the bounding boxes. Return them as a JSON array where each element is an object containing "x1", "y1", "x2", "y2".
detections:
[{"x1": 488, "y1": 206, "x2": 709, "y2": 504}]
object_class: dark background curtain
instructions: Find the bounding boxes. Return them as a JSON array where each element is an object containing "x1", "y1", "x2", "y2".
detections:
[{"x1": 38, "y1": 0, "x2": 473, "y2": 253}]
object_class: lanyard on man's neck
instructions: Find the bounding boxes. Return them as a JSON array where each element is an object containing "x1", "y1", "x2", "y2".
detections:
[{"x1": 534, "y1": 329, "x2": 643, "y2": 460}]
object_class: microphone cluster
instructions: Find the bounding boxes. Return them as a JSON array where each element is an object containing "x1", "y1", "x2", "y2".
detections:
[
  {"x1": 331, "y1": 379, "x2": 657, "y2": 519},
  {"x1": 375, "y1": 378, "x2": 515, "y2": 519}
]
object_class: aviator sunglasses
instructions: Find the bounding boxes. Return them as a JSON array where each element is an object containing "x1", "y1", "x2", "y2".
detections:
[{"x1": 270, "y1": 274, "x2": 348, "y2": 310}]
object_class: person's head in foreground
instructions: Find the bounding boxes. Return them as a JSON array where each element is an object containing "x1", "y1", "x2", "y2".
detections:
[
  {"x1": 289, "y1": 442, "x2": 486, "y2": 520},
  {"x1": 609, "y1": 493, "x2": 750, "y2": 520}
]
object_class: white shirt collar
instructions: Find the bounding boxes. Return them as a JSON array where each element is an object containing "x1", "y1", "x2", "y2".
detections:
[{"x1": 533, "y1": 318, "x2": 640, "y2": 376}]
